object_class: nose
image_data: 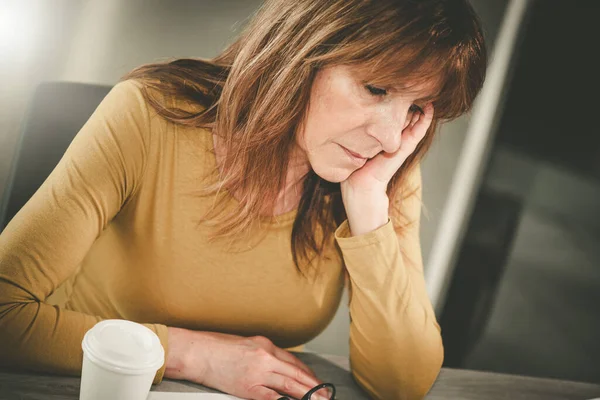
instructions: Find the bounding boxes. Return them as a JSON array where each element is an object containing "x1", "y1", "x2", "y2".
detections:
[{"x1": 367, "y1": 105, "x2": 413, "y2": 153}]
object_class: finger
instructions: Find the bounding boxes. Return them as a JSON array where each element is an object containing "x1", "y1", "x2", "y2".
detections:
[
  {"x1": 246, "y1": 385, "x2": 287, "y2": 400},
  {"x1": 264, "y1": 373, "x2": 317, "y2": 400},
  {"x1": 397, "y1": 103, "x2": 434, "y2": 157},
  {"x1": 364, "y1": 104, "x2": 434, "y2": 182},
  {"x1": 273, "y1": 348, "x2": 319, "y2": 380},
  {"x1": 409, "y1": 110, "x2": 420, "y2": 128},
  {"x1": 267, "y1": 374, "x2": 330, "y2": 400},
  {"x1": 416, "y1": 103, "x2": 434, "y2": 131},
  {"x1": 271, "y1": 356, "x2": 322, "y2": 389}
]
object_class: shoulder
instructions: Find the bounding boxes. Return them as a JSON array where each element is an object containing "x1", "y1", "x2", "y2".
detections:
[
  {"x1": 101, "y1": 79, "x2": 177, "y2": 142},
  {"x1": 74, "y1": 79, "x2": 158, "y2": 164},
  {"x1": 108, "y1": 79, "x2": 147, "y2": 106},
  {"x1": 116, "y1": 78, "x2": 208, "y2": 116},
  {"x1": 94, "y1": 79, "x2": 153, "y2": 127},
  {"x1": 107, "y1": 79, "x2": 181, "y2": 117}
]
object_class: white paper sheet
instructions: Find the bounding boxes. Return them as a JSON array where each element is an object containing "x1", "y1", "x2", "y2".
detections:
[{"x1": 148, "y1": 392, "x2": 243, "y2": 399}]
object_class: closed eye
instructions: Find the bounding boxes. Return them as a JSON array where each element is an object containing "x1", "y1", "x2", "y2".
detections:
[
  {"x1": 366, "y1": 84, "x2": 424, "y2": 114},
  {"x1": 366, "y1": 84, "x2": 425, "y2": 116},
  {"x1": 365, "y1": 84, "x2": 387, "y2": 96}
]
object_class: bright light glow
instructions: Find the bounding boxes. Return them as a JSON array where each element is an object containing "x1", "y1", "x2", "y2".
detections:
[{"x1": 0, "y1": 3, "x2": 36, "y2": 58}]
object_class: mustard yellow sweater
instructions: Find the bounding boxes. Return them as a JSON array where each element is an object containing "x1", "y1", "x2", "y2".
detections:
[{"x1": 0, "y1": 80, "x2": 443, "y2": 399}]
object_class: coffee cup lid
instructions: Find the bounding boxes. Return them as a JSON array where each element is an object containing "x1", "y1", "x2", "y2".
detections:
[{"x1": 82, "y1": 319, "x2": 165, "y2": 374}]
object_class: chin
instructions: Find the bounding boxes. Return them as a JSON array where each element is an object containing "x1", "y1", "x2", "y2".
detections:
[{"x1": 311, "y1": 163, "x2": 353, "y2": 183}]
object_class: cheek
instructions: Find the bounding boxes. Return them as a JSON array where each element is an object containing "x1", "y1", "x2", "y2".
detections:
[
  {"x1": 306, "y1": 142, "x2": 365, "y2": 183},
  {"x1": 304, "y1": 89, "x2": 366, "y2": 143},
  {"x1": 309, "y1": 149, "x2": 353, "y2": 183},
  {"x1": 303, "y1": 107, "x2": 366, "y2": 150}
]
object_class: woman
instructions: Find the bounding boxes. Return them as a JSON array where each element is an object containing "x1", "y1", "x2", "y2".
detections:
[{"x1": 0, "y1": 0, "x2": 486, "y2": 399}]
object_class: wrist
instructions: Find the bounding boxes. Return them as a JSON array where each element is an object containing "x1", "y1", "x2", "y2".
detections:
[
  {"x1": 165, "y1": 327, "x2": 206, "y2": 382},
  {"x1": 344, "y1": 194, "x2": 390, "y2": 236},
  {"x1": 347, "y1": 211, "x2": 389, "y2": 236}
]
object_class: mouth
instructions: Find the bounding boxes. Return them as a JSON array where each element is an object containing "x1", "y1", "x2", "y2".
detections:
[{"x1": 339, "y1": 145, "x2": 368, "y2": 166}]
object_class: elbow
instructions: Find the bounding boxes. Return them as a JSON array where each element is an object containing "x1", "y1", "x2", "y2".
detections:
[
  {"x1": 0, "y1": 283, "x2": 42, "y2": 369},
  {"x1": 416, "y1": 322, "x2": 445, "y2": 392},
  {"x1": 402, "y1": 334, "x2": 444, "y2": 400},
  {"x1": 351, "y1": 326, "x2": 444, "y2": 400},
  {"x1": 0, "y1": 301, "x2": 22, "y2": 366}
]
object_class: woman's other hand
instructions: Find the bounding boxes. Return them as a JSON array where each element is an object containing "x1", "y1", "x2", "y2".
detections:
[{"x1": 165, "y1": 327, "x2": 324, "y2": 400}]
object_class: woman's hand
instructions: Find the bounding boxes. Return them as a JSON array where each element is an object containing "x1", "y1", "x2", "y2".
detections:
[
  {"x1": 165, "y1": 327, "x2": 324, "y2": 400},
  {"x1": 340, "y1": 104, "x2": 434, "y2": 236}
]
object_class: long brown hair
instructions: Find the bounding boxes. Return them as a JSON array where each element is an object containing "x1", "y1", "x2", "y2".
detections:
[{"x1": 122, "y1": 0, "x2": 487, "y2": 273}]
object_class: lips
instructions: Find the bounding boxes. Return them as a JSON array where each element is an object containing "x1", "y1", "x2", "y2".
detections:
[
  {"x1": 344, "y1": 147, "x2": 367, "y2": 160},
  {"x1": 339, "y1": 144, "x2": 368, "y2": 166}
]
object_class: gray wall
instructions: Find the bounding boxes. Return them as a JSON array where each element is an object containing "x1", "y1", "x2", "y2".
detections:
[{"x1": 0, "y1": 0, "x2": 509, "y2": 357}]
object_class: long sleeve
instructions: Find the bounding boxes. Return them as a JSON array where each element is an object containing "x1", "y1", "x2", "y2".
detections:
[
  {"x1": 0, "y1": 80, "x2": 169, "y2": 383},
  {"x1": 335, "y1": 166, "x2": 443, "y2": 400}
]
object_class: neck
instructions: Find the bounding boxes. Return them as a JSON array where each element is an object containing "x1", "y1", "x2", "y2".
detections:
[
  {"x1": 213, "y1": 133, "x2": 310, "y2": 216},
  {"x1": 272, "y1": 145, "x2": 310, "y2": 215}
]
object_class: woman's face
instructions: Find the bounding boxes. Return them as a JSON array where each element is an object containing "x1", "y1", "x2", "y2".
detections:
[{"x1": 296, "y1": 65, "x2": 432, "y2": 183}]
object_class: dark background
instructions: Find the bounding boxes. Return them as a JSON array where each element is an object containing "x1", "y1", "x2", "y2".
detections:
[{"x1": 440, "y1": 0, "x2": 600, "y2": 384}]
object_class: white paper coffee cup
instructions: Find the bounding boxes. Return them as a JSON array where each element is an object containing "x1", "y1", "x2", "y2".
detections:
[{"x1": 80, "y1": 319, "x2": 165, "y2": 400}]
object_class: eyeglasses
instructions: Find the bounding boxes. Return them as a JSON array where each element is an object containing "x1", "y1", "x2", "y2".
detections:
[{"x1": 277, "y1": 382, "x2": 336, "y2": 400}]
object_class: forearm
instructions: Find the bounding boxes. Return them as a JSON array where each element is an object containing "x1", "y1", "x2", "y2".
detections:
[
  {"x1": 0, "y1": 298, "x2": 100, "y2": 375},
  {"x1": 348, "y1": 272, "x2": 443, "y2": 400},
  {"x1": 350, "y1": 324, "x2": 443, "y2": 400},
  {"x1": 336, "y1": 220, "x2": 443, "y2": 399},
  {"x1": 0, "y1": 292, "x2": 168, "y2": 383}
]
